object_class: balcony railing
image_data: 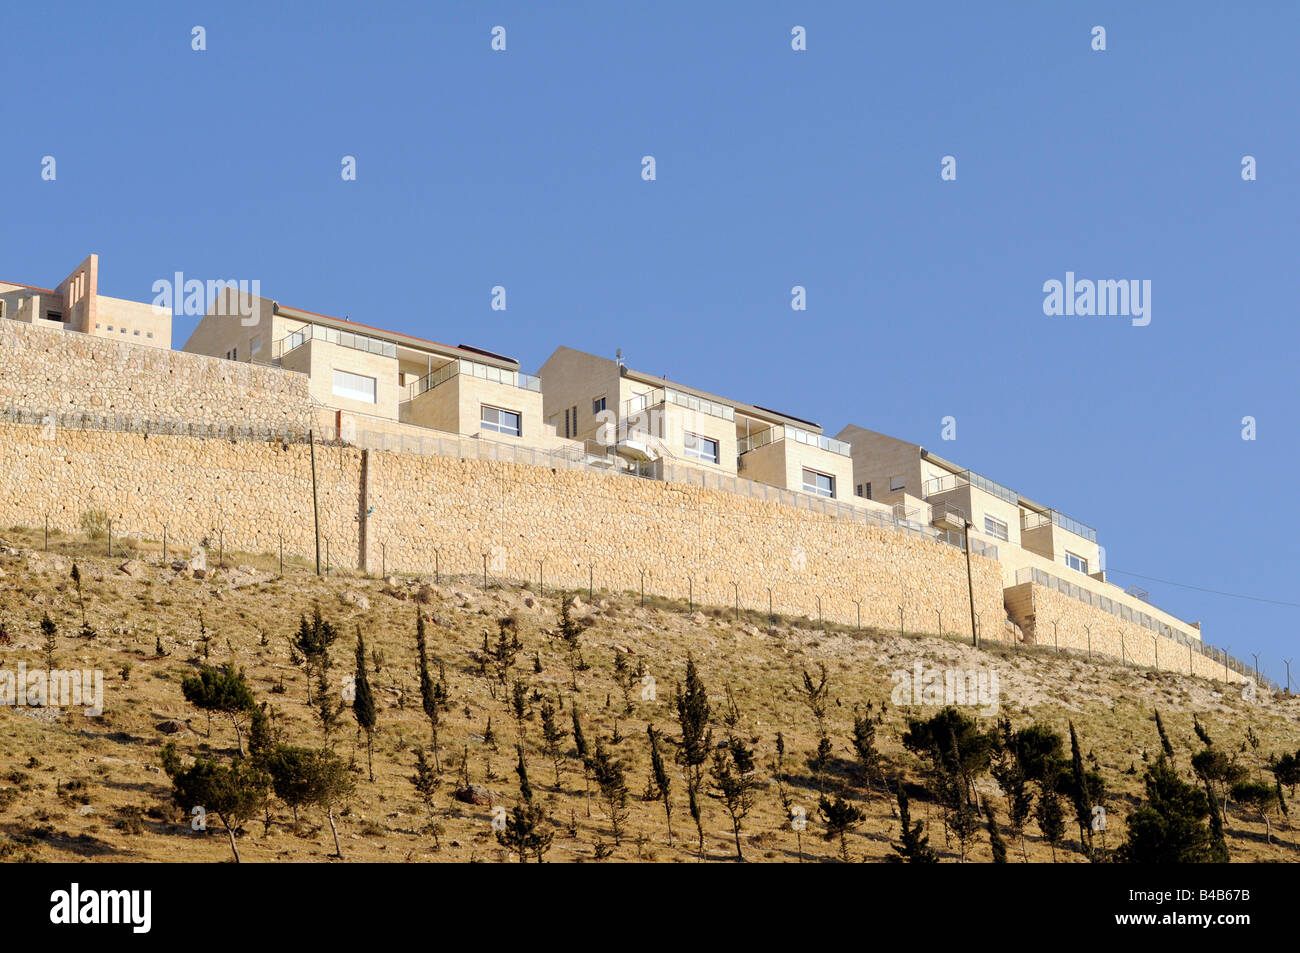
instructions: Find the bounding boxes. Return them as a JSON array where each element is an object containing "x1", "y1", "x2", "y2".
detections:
[
  {"x1": 407, "y1": 359, "x2": 541, "y2": 399},
  {"x1": 923, "y1": 469, "x2": 1018, "y2": 505},
  {"x1": 622, "y1": 388, "x2": 735, "y2": 422},
  {"x1": 737, "y1": 425, "x2": 850, "y2": 457},
  {"x1": 930, "y1": 500, "x2": 968, "y2": 527},
  {"x1": 1020, "y1": 508, "x2": 1098, "y2": 543},
  {"x1": 936, "y1": 529, "x2": 998, "y2": 561},
  {"x1": 273, "y1": 323, "x2": 398, "y2": 360}
]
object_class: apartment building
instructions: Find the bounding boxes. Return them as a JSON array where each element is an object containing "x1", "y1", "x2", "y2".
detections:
[
  {"x1": 538, "y1": 346, "x2": 855, "y2": 499},
  {"x1": 837, "y1": 425, "x2": 1102, "y2": 574},
  {"x1": 1, "y1": 254, "x2": 172, "y2": 348},
  {"x1": 184, "y1": 290, "x2": 567, "y2": 449},
  {"x1": 836, "y1": 424, "x2": 1202, "y2": 643}
]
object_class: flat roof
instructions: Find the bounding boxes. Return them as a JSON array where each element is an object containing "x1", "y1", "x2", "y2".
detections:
[
  {"x1": 614, "y1": 360, "x2": 823, "y2": 432},
  {"x1": 276, "y1": 304, "x2": 519, "y2": 369}
]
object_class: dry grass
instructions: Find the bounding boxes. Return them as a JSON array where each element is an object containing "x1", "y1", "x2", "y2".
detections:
[{"x1": 0, "y1": 526, "x2": 1296, "y2": 864}]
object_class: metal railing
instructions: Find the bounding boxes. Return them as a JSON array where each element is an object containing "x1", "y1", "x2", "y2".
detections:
[
  {"x1": 923, "y1": 469, "x2": 1018, "y2": 505},
  {"x1": 935, "y1": 529, "x2": 998, "y2": 560},
  {"x1": 406, "y1": 358, "x2": 540, "y2": 399},
  {"x1": 622, "y1": 387, "x2": 736, "y2": 422},
  {"x1": 272, "y1": 323, "x2": 398, "y2": 360},
  {"x1": 1014, "y1": 566, "x2": 1274, "y2": 687},
  {"x1": 737, "y1": 425, "x2": 851, "y2": 457},
  {"x1": 1021, "y1": 508, "x2": 1097, "y2": 543},
  {"x1": 930, "y1": 500, "x2": 968, "y2": 525}
]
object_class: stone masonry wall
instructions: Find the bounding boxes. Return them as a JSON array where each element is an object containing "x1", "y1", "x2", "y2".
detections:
[
  {"x1": 0, "y1": 420, "x2": 1005, "y2": 636},
  {"x1": 1009, "y1": 582, "x2": 1243, "y2": 684},
  {"x1": 0, "y1": 319, "x2": 310, "y2": 433}
]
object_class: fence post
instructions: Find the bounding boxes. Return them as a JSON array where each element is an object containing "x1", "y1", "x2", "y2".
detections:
[
  {"x1": 107, "y1": 518, "x2": 112, "y2": 557},
  {"x1": 44, "y1": 515, "x2": 48, "y2": 552},
  {"x1": 538, "y1": 558, "x2": 545, "y2": 597},
  {"x1": 589, "y1": 565, "x2": 593, "y2": 602},
  {"x1": 855, "y1": 599, "x2": 862, "y2": 633},
  {"x1": 279, "y1": 534, "x2": 284, "y2": 577},
  {"x1": 1053, "y1": 621, "x2": 1059, "y2": 655},
  {"x1": 1085, "y1": 625, "x2": 1091, "y2": 661},
  {"x1": 162, "y1": 527, "x2": 168, "y2": 564}
]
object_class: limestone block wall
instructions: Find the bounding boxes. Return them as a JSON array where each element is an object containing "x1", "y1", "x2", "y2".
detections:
[
  {"x1": 0, "y1": 319, "x2": 310, "y2": 433},
  {"x1": 0, "y1": 422, "x2": 361, "y2": 567},
  {"x1": 1007, "y1": 582, "x2": 1243, "y2": 683},
  {"x1": 363, "y1": 448, "x2": 1007, "y2": 634},
  {"x1": 0, "y1": 419, "x2": 1005, "y2": 637}
]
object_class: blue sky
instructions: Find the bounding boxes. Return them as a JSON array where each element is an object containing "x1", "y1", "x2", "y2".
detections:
[{"x1": 4, "y1": 2, "x2": 1297, "y2": 684}]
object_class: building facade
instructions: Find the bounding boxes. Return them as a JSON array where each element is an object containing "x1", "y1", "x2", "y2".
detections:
[
  {"x1": 184, "y1": 290, "x2": 570, "y2": 451},
  {"x1": 836, "y1": 423, "x2": 1201, "y2": 644},
  {"x1": 537, "y1": 346, "x2": 856, "y2": 499},
  {"x1": 1, "y1": 254, "x2": 172, "y2": 349}
]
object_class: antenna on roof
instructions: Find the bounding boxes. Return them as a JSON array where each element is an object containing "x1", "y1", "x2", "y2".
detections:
[{"x1": 616, "y1": 348, "x2": 626, "y2": 374}]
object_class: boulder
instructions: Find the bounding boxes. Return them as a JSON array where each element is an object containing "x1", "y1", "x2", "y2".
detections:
[
  {"x1": 155, "y1": 719, "x2": 186, "y2": 735},
  {"x1": 454, "y1": 784, "x2": 493, "y2": 806}
]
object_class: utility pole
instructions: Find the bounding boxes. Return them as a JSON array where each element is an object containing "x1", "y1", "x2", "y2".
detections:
[
  {"x1": 309, "y1": 429, "x2": 321, "y2": 575},
  {"x1": 963, "y1": 521, "x2": 978, "y2": 647}
]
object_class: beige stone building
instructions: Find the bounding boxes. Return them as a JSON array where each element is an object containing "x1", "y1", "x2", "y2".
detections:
[
  {"x1": 538, "y1": 346, "x2": 856, "y2": 499},
  {"x1": 836, "y1": 424, "x2": 1203, "y2": 645},
  {"x1": 1, "y1": 253, "x2": 172, "y2": 348},
  {"x1": 184, "y1": 291, "x2": 571, "y2": 451}
]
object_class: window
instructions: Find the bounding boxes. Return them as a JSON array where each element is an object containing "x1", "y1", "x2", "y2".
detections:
[
  {"x1": 592, "y1": 396, "x2": 606, "y2": 414},
  {"x1": 133, "y1": 329, "x2": 140, "y2": 336},
  {"x1": 855, "y1": 482, "x2": 872, "y2": 500},
  {"x1": 983, "y1": 515, "x2": 1009, "y2": 541},
  {"x1": 332, "y1": 369, "x2": 377, "y2": 404},
  {"x1": 225, "y1": 347, "x2": 239, "y2": 361},
  {"x1": 0, "y1": 302, "x2": 5, "y2": 319},
  {"x1": 564, "y1": 407, "x2": 572, "y2": 438},
  {"x1": 250, "y1": 336, "x2": 262, "y2": 356},
  {"x1": 147, "y1": 332, "x2": 154, "y2": 339},
  {"x1": 889, "y1": 476, "x2": 905, "y2": 493},
  {"x1": 46, "y1": 310, "x2": 63, "y2": 323},
  {"x1": 803, "y1": 468, "x2": 835, "y2": 498},
  {"x1": 683, "y1": 432, "x2": 719, "y2": 464},
  {"x1": 1065, "y1": 551, "x2": 1089, "y2": 574},
  {"x1": 482, "y1": 405, "x2": 522, "y2": 437}
]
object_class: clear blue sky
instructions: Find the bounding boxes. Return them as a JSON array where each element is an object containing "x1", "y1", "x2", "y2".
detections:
[{"x1": 5, "y1": 2, "x2": 1297, "y2": 685}]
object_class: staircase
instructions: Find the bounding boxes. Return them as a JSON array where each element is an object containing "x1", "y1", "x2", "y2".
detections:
[{"x1": 1003, "y1": 582, "x2": 1036, "y2": 645}]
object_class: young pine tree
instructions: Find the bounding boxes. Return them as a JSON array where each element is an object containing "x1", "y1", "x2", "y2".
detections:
[
  {"x1": 352, "y1": 626, "x2": 377, "y2": 781},
  {"x1": 647, "y1": 724, "x2": 674, "y2": 846}
]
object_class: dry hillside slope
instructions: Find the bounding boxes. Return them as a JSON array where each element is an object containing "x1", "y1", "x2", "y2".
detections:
[{"x1": 0, "y1": 527, "x2": 1296, "y2": 863}]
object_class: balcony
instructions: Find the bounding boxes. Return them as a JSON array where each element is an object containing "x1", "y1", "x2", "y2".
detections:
[
  {"x1": 622, "y1": 387, "x2": 735, "y2": 422},
  {"x1": 1020, "y1": 508, "x2": 1097, "y2": 544},
  {"x1": 273, "y1": 324, "x2": 397, "y2": 360},
  {"x1": 922, "y1": 469, "x2": 1018, "y2": 504},
  {"x1": 929, "y1": 499, "x2": 968, "y2": 531},
  {"x1": 737, "y1": 425, "x2": 850, "y2": 457},
  {"x1": 407, "y1": 358, "x2": 540, "y2": 399}
]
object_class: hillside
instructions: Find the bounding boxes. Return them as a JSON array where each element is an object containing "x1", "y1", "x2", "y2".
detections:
[{"x1": 0, "y1": 526, "x2": 1296, "y2": 864}]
